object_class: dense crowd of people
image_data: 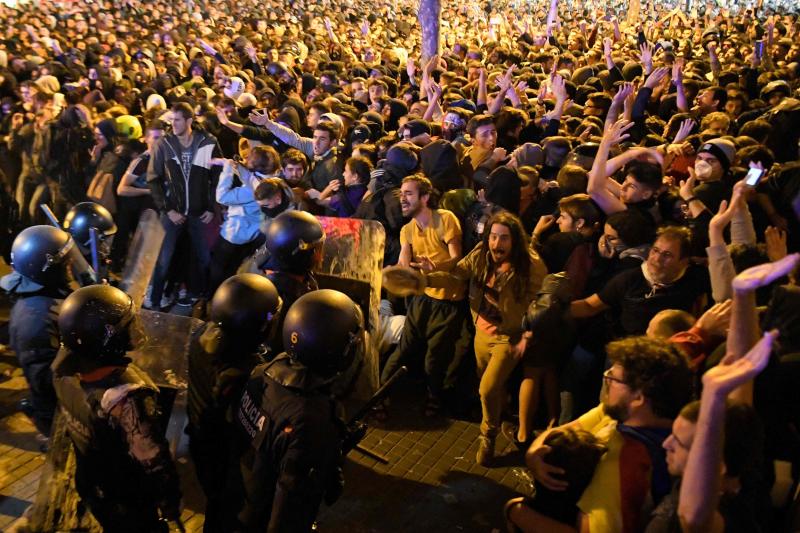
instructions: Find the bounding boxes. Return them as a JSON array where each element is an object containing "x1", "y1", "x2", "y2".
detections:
[{"x1": 2, "y1": 0, "x2": 800, "y2": 530}]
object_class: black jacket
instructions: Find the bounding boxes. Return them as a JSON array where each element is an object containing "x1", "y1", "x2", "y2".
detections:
[{"x1": 146, "y1": 129, "x2": 221, "y2": 216}]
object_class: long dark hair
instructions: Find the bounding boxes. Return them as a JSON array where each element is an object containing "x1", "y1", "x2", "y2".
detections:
[{"x1": 479, "y1": 211, "x2": 532, "y2": 291}]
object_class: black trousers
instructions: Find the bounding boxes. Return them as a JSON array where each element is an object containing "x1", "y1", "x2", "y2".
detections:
[
  {"x1": 380, "y1": 294, "x2": 468, "y2": 397},
  {"x1": 207, "y1": 235, "x2": 265, "y2": 297}
]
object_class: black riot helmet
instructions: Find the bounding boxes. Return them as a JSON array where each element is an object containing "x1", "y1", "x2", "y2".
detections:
[
  {"x1": 282, "y1": 289, "x2": 364, "y2": 378},
  {"x1": 11, "y1": 225, "x2": 91, "y2": 287},
  {"x1": 210, "y1": 274, "x2": 282, "y2": 339},
  {"x1": 265, "y1": 211, "x2": 325, "y2": 272},
  {"x1": 58, "y1": 285, "x2": 138, "y2": 359},
  {"x1": 62, "y1": 202, "x2": 118, "y2": 250}
]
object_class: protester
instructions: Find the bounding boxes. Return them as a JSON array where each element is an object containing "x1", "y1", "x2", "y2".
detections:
[{"x1": 2, "y1": 0, "x2": 800, "y2": 530}]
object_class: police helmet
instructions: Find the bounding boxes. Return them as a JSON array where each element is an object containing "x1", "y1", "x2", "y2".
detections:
[
  {"x1": 62, "y1": 202, "x2": 118, "y2": 249},
  {"x1": 58, "y1": 285, "x2": 137, "y2": 358},
  {"x1": 11, "y1": 225, "x2": 79, "y2": 286},
  {"x1": 210, "y1": 274, "x2": 282, "y2": 337},
  {"x1": 265, "y1": 211, "x2": 325, "y2": 271},
  {"x1": 282, "y1": 289, "x2": 364, "y2": 377}
]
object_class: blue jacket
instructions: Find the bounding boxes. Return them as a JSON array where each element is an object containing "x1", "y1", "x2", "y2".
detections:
[{"x1": 216, "y1": 161, "x2": 266, "y2": 245}]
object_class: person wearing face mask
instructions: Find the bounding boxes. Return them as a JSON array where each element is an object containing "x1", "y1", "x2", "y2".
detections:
[
  {"x1": 571, "y1": 226, "x2": 710, "y2": 337},
  {"x1": 440, "y1": 107, "x2": 471, "y2": 146},
  {"x1": 207, "y1": 145, "x2": 282, "y2": 297},
  {"x1": 596, "y1": 209, "x2": 656, "y2": 277},
  {"x1": 684, "y1": 138, "x2": 736, "y2": 214}
]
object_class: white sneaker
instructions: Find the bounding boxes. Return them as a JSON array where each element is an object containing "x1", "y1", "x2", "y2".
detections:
[
  {"x1": 160, "y1": 292, "x2": 176, "y2": 309},
  {"x1": 142, "y1": 286, "x2": 154, "y2": 310}
]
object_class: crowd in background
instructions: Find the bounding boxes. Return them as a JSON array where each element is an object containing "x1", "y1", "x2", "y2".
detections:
[{"x1": 2, "y1": 0, "x2": 800, "y2": 530}]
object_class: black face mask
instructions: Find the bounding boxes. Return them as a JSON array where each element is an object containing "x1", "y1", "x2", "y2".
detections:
[{"x1": 261, "y1": 203, "x2": 286, "y2": 218}]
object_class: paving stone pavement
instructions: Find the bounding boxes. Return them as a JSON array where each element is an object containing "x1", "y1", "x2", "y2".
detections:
[{"x1": 0, "y1": 345, "x2": 535, "y2": 533}]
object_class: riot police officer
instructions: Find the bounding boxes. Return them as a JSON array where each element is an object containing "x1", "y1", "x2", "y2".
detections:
[
  {"x1": 229, "y1": 289, "x2": 364, "y2": 532},
  {"x1": 252, "y1": 210, "x2": 325, "y2": 353},
  {"x1": 1, "y1": 225, "x2": 84, "y2": 437},
  {"x1": 62, "y1": 201, "x2": 117, "y2": 279},
  {"x1": 53, "y1": 284, "x2": 182, "y2": 532},
  {"x1": 187, "y1": 273, "x2": 281, "y2": 532}
]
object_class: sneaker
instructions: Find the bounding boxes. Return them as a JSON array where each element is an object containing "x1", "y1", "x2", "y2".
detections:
[
  {"x1": 476, "y1": 435, "x2": 495, "y2": 466},
  {"x1": 142, "y1": 286, "x2": 154, "y2": 310},
  {"x1": 176, "y1": 295, "x2": 198, "y2": 307},
  {"x1": 160, "y1": 292, "x2": 176, "y2": 309}
]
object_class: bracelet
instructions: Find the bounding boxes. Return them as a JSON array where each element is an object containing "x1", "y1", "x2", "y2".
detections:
[{"x1": 683, "y1": 196, "x2": 699, "y2": 203}]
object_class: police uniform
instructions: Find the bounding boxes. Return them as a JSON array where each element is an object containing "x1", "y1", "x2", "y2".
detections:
[
  {"x1": 186, "y1": 274, "x2": 281, "y2": 532},
  {"x1": 52, "y1": 348, "x2": 181, "y2": 532},
  {"x1": 225, "y1": 289, "x2": 364, "y2": 533},
  {"x1": 230, "y1": 355, "x2": 345, "y2": 532},
  {"x1": 53, "y1": 284, "x2": 182, "y2": 532}
]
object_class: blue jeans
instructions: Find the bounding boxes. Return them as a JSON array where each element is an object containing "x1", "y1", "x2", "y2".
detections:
[{"x1": 149, "y1": 212, "x2": 211, "y2": 306}]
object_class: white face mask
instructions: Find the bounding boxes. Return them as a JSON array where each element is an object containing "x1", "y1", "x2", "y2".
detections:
[{"x1": 694, "y1": 159, "x2": 714, "y2": 179}]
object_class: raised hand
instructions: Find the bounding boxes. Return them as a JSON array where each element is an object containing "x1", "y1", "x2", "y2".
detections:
[
  {"x1": 603, "y1": 118, "x2": 634, "y2": 145},
  {"x1": 702, "y1": 330, "x2": 778, "y2": 395},
  {"x1": 533, "y1": 214, "x2": 556, "y2": 237},
  {"x1": 673, "y1": 118, "x2": 695, "y2": 143},
  {"x1": 765, "y1": 226, "x2": 788, "y2": 262},
  {"x1": 731, "y1": 253, "x2": 800, "y2": 292},
  {"x1": 550, "y1": 73, "x2": 567, "y2": 102},
  {"x1": 679, "y1": 167, "x2": 697, "y2": 201},
  {"x1": 638, "y1": 42, "x2": 654, "y2": 72},
  {"x1": 612, "y1": 82, "x2": 635, "y2": 107},
  {"x1": 603, "y1": 37, "x2": 613, "y2": 57},
  {"x1": 215, "y1": 106, "x2": 230, "y2": 126},
  {"x1": 406, "y1": 57, "x2": 416, "y2": 80},
  {"x1": 248, "y1": 109, "x2": 269, "y2": 126},
  {"x1": 695, "y1": 299, "x2": 732, "y2": 338},
  {"x1": 672, "y1": 57, "x2": 685, "y2": 84},
  {"x1": 643, "y1": 66, "x2": 669, "y2": 89}
]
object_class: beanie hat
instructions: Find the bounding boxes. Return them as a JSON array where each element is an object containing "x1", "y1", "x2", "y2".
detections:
[
  {"x1": 319, "y1": 112, "x2": 344, "y2": 135},
  {"x1": 403, "y1": 119, "x2": 431, "y2": 138},
  {"x1": 512, "y1": 143, "x2": 544, "y2": 168},
  {"x1": 698, "y1": 138, "x2": 735, "y2": 172},
  {"x1": 146, "y1": 93, "x2": 167, "y2": 111},
  {"x1": 350, "y1": 124, "x2": 371, "y2": 145},
  {"x1": 34, "y1": 75, "x2": 60, "y2": 94},
  {"x1": 223, "y1": 76, "x2": 245, "y2": 100},
  {"x1": 236, "y1": 92, "x2": 257, "y2": 108},
  {"x1": 485, "y1": 166, "x2": 521, "y2": 213},
  {"x1": 95, "y1": 118, "x2": 118, "y2": 142},
  {"x1": 419, "y1": 139, "x2": 461, "y2": 191},
  {"x1": 385, "y1": 143, "x2": 419, "y2": 173}
]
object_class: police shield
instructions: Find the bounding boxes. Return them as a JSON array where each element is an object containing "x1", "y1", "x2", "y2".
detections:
[
  {"x1": 29, "y1": 309, "x2": 202, "y2": 532},
  {"x1": 119, "y1": 209, "x2": 166, "y2": 308},
  {"x1": 314, "y1": 217, "x2": 385, "y2": 399}
]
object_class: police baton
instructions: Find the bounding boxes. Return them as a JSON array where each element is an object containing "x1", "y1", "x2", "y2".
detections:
[{"x1": 344, "y1": 365, "x2": 408, "y2": 464}]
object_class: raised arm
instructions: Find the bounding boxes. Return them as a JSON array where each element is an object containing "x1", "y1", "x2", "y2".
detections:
[
  {"x1": 587, "y1": 119, "x2": 634, "y2": 215},
  {"x1": 678, "y1": 331, "x2": 776, "y2": 533}
]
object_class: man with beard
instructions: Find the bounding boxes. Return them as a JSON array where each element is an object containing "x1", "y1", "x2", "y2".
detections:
[
  {"x1": 380, "y1": 174, "x2": 466, "y2": 418},
  {"x1": 570, "y1": 226, "x2": 709, "y2": 336},
  {"x1": 418, "y1": 211, "x2": 546, "y2": 464},
  {"x1": 523, "y1": 336, "x2": 693, "y2": 532}
]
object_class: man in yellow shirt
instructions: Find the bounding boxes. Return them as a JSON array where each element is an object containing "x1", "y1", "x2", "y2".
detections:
[{"x1": 380, "y1": 174, "x2": 467, "y2": 416}]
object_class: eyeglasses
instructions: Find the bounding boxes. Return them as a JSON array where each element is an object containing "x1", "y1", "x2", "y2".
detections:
[
  {"x1": 603, "y1": 368, "x2": 628, "y2": 387},
  {"x1": 649, "y1": 246, "x2": 676, "y2": 261}
]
